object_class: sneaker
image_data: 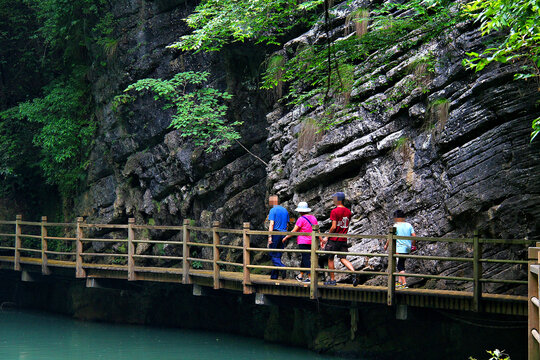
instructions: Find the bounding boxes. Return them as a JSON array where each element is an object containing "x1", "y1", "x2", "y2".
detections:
[
  {"x1": 324, "y1": 280, "x2": 337, "y2": 286},
  {"x1": 303, "y1": 278, "x2": 311, "y2": 284},
  {"x1": 352, "y1": 275, "x2": 359, "y2": 287},
  {"x1": 395, "y1": 283, "x2": 404, "y2": 289},
  {"x1": 295, "y1": 274, "x2": 304, "y2": 282}
]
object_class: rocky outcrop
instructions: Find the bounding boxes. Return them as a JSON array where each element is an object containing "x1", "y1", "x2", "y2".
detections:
[
  {"x1": 266, "y1": 5, "x2": 539, "y2": 292},
  {"x1": 77, "y1": 0, "x2": 271, "y2": 233},
  {"x1": 71, "y1": 0, "x2": 538, "y2": 290}
]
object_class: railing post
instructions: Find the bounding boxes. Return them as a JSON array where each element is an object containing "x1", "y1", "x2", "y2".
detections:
[
  {"x1": 127, "y1": 218, "x2": 136, "y2": 281},
  {"x1": 310, "y1": 224, "x2": 319, "y2": 299},
  {"x1": 75, "y1": 217, "x2": 86, "y2": 278},
  {"x1": 473, "y1": 230, "x2": 482, "y2": 312},
  {"x1": 529, "y1": 247, "x2": 540, "y2": 360},
  {"x1": 242, "y1": 222, "x2": 252, "y2": 294},
  {"x1": 182, "y1": 219, "x2": 191, "y2": 284},
  {"x1": 212, "y1": 221, "x2": 221, "y2": 290},
  {"x1": 14, "y1": 214, "x2": 22, "y2": 271},
  {"x1": 41, "y1": 216, "x2": 51, "y2": 275},
  {"x1": 387, "y1": 226, "x2": 396, "y2": 306}
]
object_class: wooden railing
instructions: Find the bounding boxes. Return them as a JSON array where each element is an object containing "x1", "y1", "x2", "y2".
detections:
[
  {"x1": 529, "y1": 245, "x2": 540, "y2": 359},
  {"x1": 0, "y1": 215, "x2": 532, "y2": 310}
]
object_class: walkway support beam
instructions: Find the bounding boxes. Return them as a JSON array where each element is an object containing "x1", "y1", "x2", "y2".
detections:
[
  {"x1": 75, "y1": 217, "x2": 86, "y2": 278},
  {"x1": 243, "y1": 222, "x2": 252, "y2": 294},
  {"x1": 310, "y1": 225, "x2": 320, "y2": 299},
  {"x1": 387, "y1": 226, "x2": 396, "y2": 306},
  {"x1": 14, "y1": 215, "x2": 22, "y2": 271},
  {"x1": 529, "y1": 247, "x2": 540, "y2": 360},
  {"x1": 213, "y1": 221, "x2": 220, "y2": 290},
  {"x1": 473, "y1": 230, "x2": 482, "y2": 312},
  {"x1": 41, "y1": 216, "x2": 50, "y2": 275},
  {"x1": 182, "y1": 219, "x2": 191, "y2": 284},
  {"x1": 127, "y1": 218, "x2": 136, "y2": 281}
]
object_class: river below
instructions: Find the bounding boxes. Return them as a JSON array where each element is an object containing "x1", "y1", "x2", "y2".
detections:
[{"x1": 0, "y1": 310, "x2": 346, "y2": 360}]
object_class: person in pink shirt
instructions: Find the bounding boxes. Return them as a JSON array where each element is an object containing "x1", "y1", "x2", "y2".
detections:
[{"x1": 283, "y1": 201, "x2": 320, "y2": 284}]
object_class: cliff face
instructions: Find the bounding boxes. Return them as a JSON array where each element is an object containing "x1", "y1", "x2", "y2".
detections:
[
  {"x1": 78, "y1": 0, "x2": 271, "y2": 230},
  {"x1": 266, "y1": 5, "x2": 540, "y2": 290},
  {"x1": 76, "y1": 0, "x2": 538, "y2": 288}
]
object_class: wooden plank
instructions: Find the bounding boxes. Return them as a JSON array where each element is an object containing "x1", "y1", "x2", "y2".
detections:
[
  {"x1": 186, "y1": 242, "x2": 213, "y2": 248},
  {"x1": 81, "y1": 223, "x2": 129, "y2": 229},
  {"x1": 529, "y1": 247, "x2": 540, "y2": 260},
  {"x1": 14, "y1": 215, "x2": 21, "y2": 271},
  {"x1": 397, "y1": 254, "x2": 473, "y2": 262},
  {"x1": 75, "y1": 217, "x2": 86, "y2": 278},
  {"x1": 41, "y1": 216, "x2": 50, "y2": 275},
  {"x1": 182, "y1": 219, "x2": 191, "y2": 285},
  {"x1": 530, "y1": 255, "x2": 540, "y2": 359},
  {"x1": 127, "y1": 218, "x2": 136, "y2": 281},
  {"x1": 316, "y1": 250, "x2": 388, "y2": 258},
  {"x1": 246, "y1": 247, "x2": 311, "y2": 254},
  {"x1": 310, "y1": 225, "x2": 319, "y2": 300},
  {"x1": 44, "y1": 236, "x2": 77, "y2": 241},
  {"x1": 243, "y1": 222, "x2": 252, "y2": 294},
  {"x1": 387, "y1": 227, "x2": 396, "y2": 306},
  {"x1": 131, "y1": 224, "x2": 184, "y2": 231},
  {"x1": 132, "y1": 255, "x2": 183, "y2": 260},
  {"x1": 216, "y1": 244, "x2": 243, "y2": 250},
  {"x1": 212, "y1": 221, "x2": 220, "y2": 290},
  {"x1": 473, "y1": 230, "x2": 482, "y2": 312},
  {"x1": 133, "y1": 239, "x2": 183, "y2": 245}
]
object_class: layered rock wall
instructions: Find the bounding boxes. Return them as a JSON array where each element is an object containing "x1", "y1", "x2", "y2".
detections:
[
  {"x1": 72, "y1": 0, "x2": 538, "y2": 289},
  {"x1": 266, "y1": 3, "x2": 539, "y2": 291}
]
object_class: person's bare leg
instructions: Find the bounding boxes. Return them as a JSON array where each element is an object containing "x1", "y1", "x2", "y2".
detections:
[
  {"x1": 328, "y1": 257, "x2": 335, "y2": 281},
  {"x1": 340, "y1": 258, "x2": 355, "y2": 272},
  {"x1": 399, "y1": 271, "x2": 406, "y2": 286}
]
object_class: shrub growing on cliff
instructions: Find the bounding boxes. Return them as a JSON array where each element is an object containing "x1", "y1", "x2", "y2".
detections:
[
  {"x1": 116, "y1": 71, "x2": 240, "y2": 152},
  {"x1": 168, "y1": 0, "x2": 324, "y2": 52},
  {"x1": 462, "y1": 0, "x2": 540, "y2": 141}
]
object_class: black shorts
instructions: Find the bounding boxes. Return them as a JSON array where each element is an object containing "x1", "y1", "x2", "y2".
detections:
[
  {"x1": 325, "y1": 240, "x2": 348, "y2": 259},
  {"x1": 397, "y1": 257, "x2": 406, "y2": 272}
]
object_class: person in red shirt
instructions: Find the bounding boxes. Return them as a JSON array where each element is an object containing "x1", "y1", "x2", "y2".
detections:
[{"x1": 322, "y1": 192, "x2": 358, "y2": 286}]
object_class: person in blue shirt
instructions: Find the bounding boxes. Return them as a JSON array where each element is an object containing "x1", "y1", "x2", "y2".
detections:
[
  {"x1": 385, "y1": 210, "x2": 416, "y2": 288},
  {"x1": 267, "y1": 195, "x2": 289, "y2": 280}
]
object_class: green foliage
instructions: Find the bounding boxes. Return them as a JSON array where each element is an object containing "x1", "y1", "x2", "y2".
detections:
[
  {"x1": 117, "y1": 71, "x2": 240, "y2": 152},
  {"x1": 469, "y1": 349, "x2": 510, "y2": 360},
  {"x1": 9, "y1": 73, "x2": 95, "y2": 196},
  {"x1": 462, "y1": 0, "x2": 539, "y2": 77},
  {"x1": 262, "y1": 0, "x2": 457, "y2": 116},
  {"x1": 0, "y1": 108, "x2": 41, "y2": 196},
  {"x1": 462, "y1": 0, "x2": 540, "y2": 142},
  {"x1": 168, "y1": 0, "x2": 323, "y2": 52},
  {"x1": 25, "y1": 0, "x2": 114, "y2": 61},
  {"x1": 533, "y1": 117, "x2": 540, "y2": 142},
  {"x1": 0, "y1": 0, "x2": 115, "y2": 206},
  {"x1": 394, "y1": 136, "x2": 410, "y2": 150}
]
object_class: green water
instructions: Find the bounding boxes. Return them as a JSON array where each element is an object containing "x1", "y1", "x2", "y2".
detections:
[{"x1": 0, "y1": 310, "x2": 344, "y2": 360}]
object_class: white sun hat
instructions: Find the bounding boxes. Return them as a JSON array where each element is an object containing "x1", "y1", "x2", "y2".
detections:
[{"x1": 295, "y1": 201, "x2": 311, "y2": 213}]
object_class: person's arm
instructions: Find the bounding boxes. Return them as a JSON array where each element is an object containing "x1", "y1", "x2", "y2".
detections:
[
  {"x1": 329, "y1": 220, "x2": 337, "y2": 234},
  {"x1": 384, "y1": 239, "x2": 389, "y2": 251},
  {"x1": 411, "y1": 232, "x2": 416, "y2": 250},
  {"x1": 283, "y1": 225, "x2": 300, "y2": 242},
  {"x1": 267, "y1": 220, "x2": 274, "y2": 246}
]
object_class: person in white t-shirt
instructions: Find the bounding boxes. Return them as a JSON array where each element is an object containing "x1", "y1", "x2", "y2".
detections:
[{"x1": 385, "y1": 210, "x2": 416, "y2": 288}]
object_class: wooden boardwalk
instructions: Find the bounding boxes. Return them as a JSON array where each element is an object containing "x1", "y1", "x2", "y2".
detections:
[{"x1": 0, "y1": 216, "x2": 532, "y2": 317}]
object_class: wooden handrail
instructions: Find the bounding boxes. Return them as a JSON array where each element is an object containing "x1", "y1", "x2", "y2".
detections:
[{"x1": 0, "y1": 214, "x2": 532, "y2": 308}]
